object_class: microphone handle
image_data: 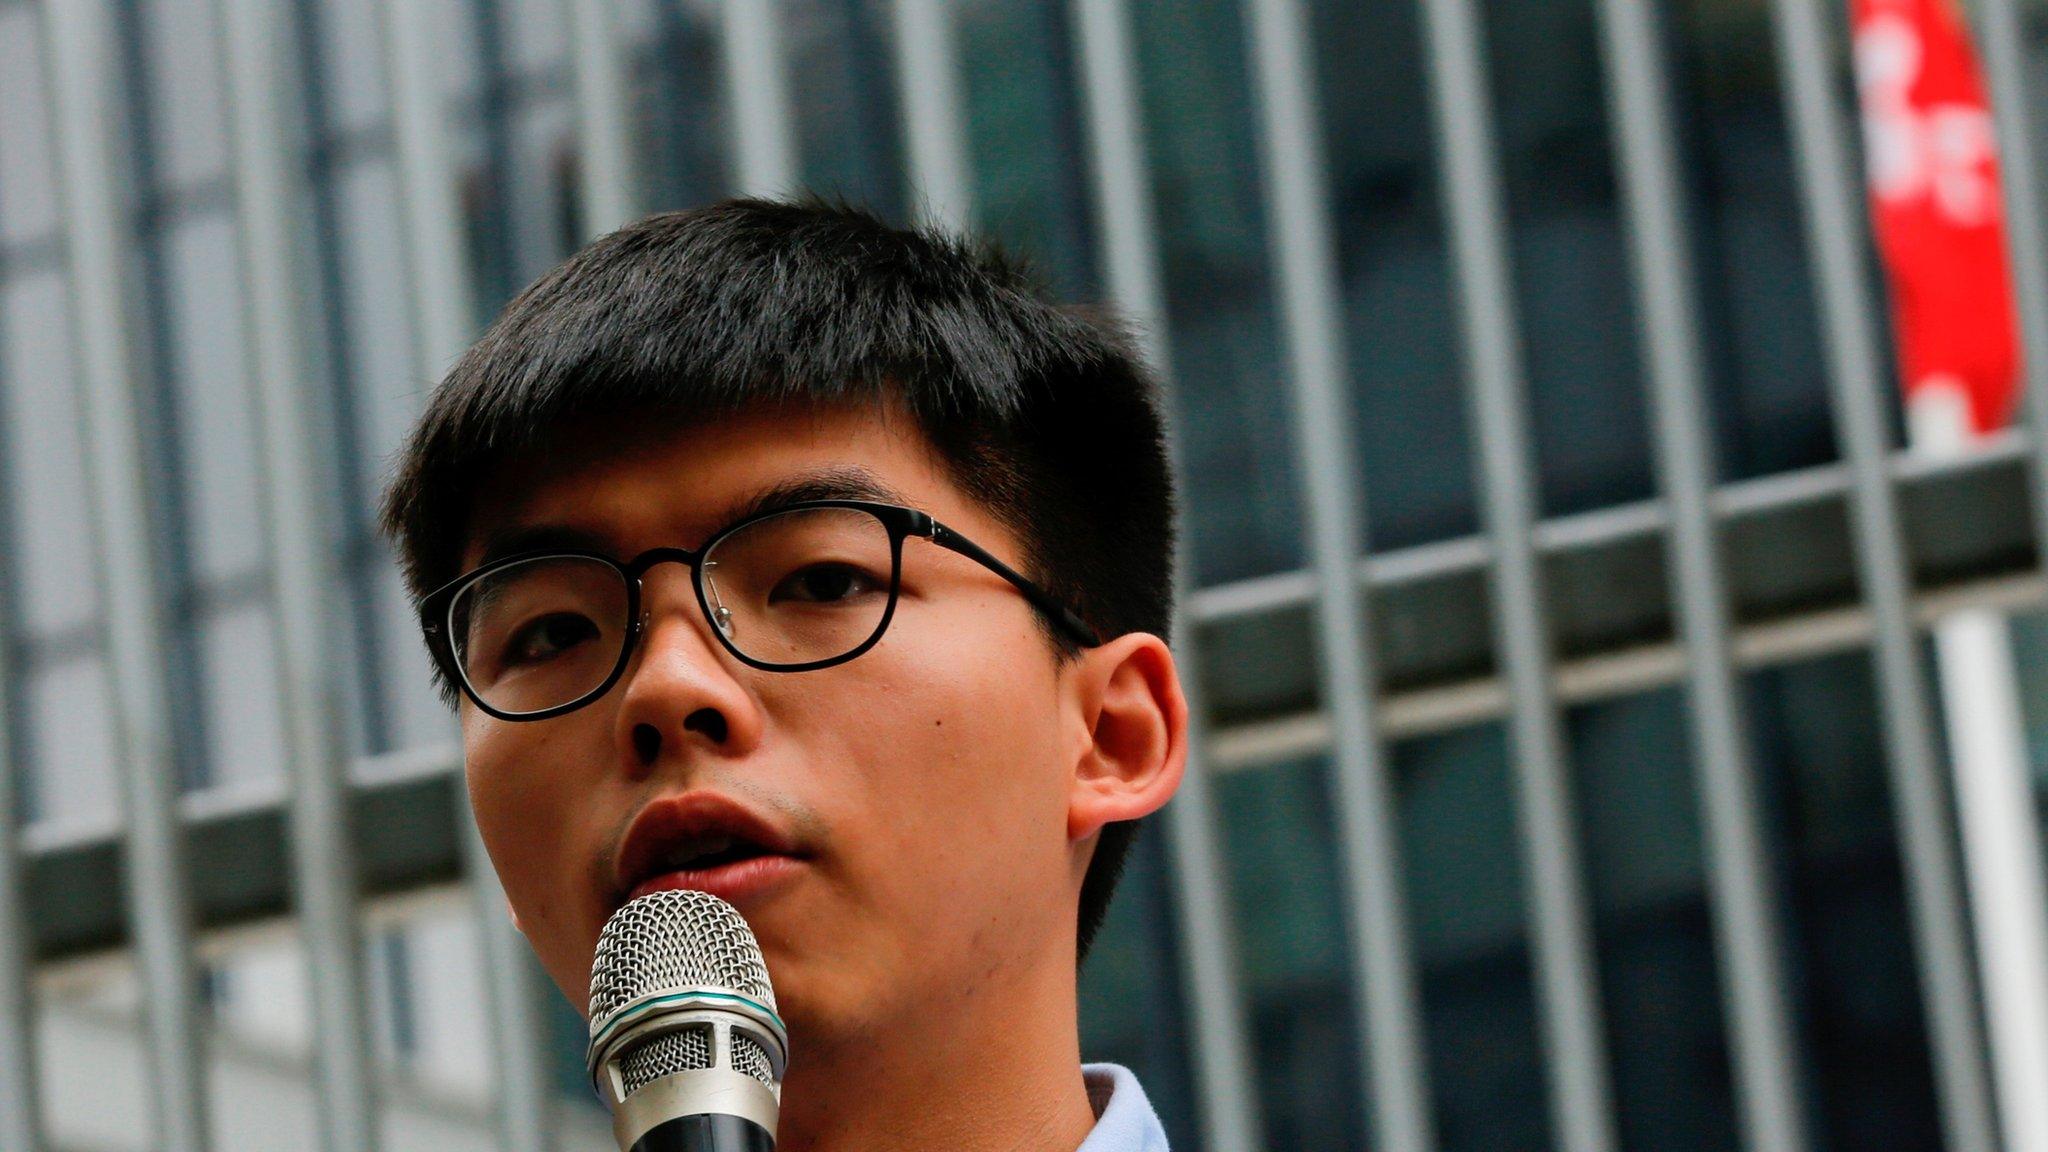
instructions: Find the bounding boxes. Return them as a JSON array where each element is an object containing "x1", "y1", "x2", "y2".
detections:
[{"x1": 629, "y1": 1113, "x2": 775, "y2": 1152}]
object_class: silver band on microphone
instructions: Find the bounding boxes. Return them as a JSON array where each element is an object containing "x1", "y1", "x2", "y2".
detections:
[{"x1": 589, "y1": 988, "x2": 788, "y2": 1147}]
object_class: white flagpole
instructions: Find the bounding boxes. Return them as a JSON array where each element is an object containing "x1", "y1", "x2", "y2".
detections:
[{"x1": 1910, "y1": 380, "x2": 2048, "y2": 1152}]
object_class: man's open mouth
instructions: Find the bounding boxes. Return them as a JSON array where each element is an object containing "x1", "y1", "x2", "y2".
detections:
[
  {"x1": 651, "y1": 832, "x2": 775, "y2": 875},
  {"x1": 614, "y1": 793, "x2": 807, "y2": 908}
]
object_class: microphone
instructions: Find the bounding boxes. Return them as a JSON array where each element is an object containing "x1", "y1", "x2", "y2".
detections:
[{"x1": 586, "y1": 889, "x2": 788, "y2": 1152}]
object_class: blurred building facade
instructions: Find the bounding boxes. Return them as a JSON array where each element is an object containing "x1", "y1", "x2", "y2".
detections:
[{"x1": 3, "y1": 0, "x2": 2048, "y2": 1151}]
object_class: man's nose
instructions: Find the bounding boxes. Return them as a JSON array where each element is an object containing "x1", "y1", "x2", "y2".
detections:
[{"x1": 613, "y1": 574, "x2": 763, "y2": 775}]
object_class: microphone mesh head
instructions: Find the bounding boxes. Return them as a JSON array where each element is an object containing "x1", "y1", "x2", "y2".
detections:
[
  {"x1": 588, "y1": 889, "x2": 778, "y2": 1030},
  {"x1": 588, "y1": 891, "x2": 780, "y2": 1094}
]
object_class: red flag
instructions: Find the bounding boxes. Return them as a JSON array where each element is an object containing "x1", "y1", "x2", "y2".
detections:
[{"x1": 1852, "y1": 0, "x2": 2021, "y2": 434}]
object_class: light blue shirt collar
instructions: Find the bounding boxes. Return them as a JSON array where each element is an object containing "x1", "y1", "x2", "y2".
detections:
[{"x1": 1077, "y1": 1063, "x2": 1171, "y2": 1151}]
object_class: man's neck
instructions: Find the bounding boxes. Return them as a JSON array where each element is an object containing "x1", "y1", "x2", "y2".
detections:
[{"x1": 772, "y1": 962, "x2": 1098, "y2": 1152}]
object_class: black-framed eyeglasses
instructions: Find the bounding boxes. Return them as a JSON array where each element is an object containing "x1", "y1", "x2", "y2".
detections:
[{"x1": 420, "y1": 499, "x2": 1100, "y2": 721}]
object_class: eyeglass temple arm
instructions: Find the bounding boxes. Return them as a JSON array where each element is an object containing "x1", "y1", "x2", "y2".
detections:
[{"x1": 924, "y1": 520, "x2": 1101, "y2": 646}]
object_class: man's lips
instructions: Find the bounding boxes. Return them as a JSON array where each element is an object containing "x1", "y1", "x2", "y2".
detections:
[
  {"x1": 612, "y1": 791, "x2": 808, "y2": 909},
  {"x1": 628, "y1": 854, "x2": 806, "y2": 905}
]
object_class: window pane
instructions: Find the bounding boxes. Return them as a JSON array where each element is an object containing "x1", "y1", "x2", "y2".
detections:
[
  {"x1": 1571, "y1": 689, "x2": 1743, "y2": 1152},
  {"x1": 1215, "y1": 756, "x2": 1364, "y2": 1150},
  {"x1": 197, "y1": 601, "x2": 287, "y2": 789},
  {"x1": 212, "y1": 936, "x2": 313, "y2": 1051},
  {"x1": 2005, "y1": 607, "x2": 2048, "y2": 880},
  {"x1": 787, "y1": 0, "x2": 909, "y2": 222},
  {"x1": 0, "y1": 3, "x2": 60, "y2": 243},
  {"x1": 1668, "y1": 0, "x2": 1837, "y2": 481},
  {"x1": 505, "y1": 98, "x2": 579, "y2": 287},
  {"x1": 1131, "y1": 0, "x2": 1303, "y2": 585},
  {"x1": 367, "y1": 925, "x2": 413, "y2": 1064},
  {"x1": 1308, "y1": 0, "x2": 1479, "y2": 551},
  {"x1": 2, "y1": 272, "x2": 101, "y2": 635},
  {"x1": 334, "y1": 158, "x2": 424, "y2": 483},
  {"x1": 614, "y1": 0, "x2": 659, "y2": 44},
  {"x1": 1748, "y1": 652, "x2": 1943, "y2": 1149},
  {"x1": 24, "y1": 656, "x2": 120, "y2": 828},
  {"x1": 36, "y1": 969, "x2": 153, "y2": 1151},
  {"x1": 135, "y1": 0, "x2": 231, "y2": 190},
  {"x1": 957, "y1": 0, "x2": 1097, "y2": 301},
  {"x1": 428, "y1": 0, "x2": 485, "y2": 108},
  {"x1": 501, "y1": 0, "x2": 571, "y2": 79},
  {"x1": 1484, "y1": 0, "x2": 1654, "y2": 518},
  {"x1": 162, "y1": 213, "x2": 266, "y2": 583},
  {"x1": 310, "y1": 0, "x2": 392, "y2": 134},
  {"x1": 630, "y1": 1, "x2": 728, "y2": 214},
  {"x1": 401, "y1": 911, "x2": 490, "y2": 1096},
  {"x1": 1397, "y1": 725, "x2": 1552, "y2": 1152}
]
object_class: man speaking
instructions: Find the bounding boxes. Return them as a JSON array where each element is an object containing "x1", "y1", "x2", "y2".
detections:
[{"x1": 380, "y1": 199, "x2": 1186, "y2": 1151}]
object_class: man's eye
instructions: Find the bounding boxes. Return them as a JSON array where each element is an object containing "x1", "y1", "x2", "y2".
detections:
[
  {"x1": 768, "y1": 563, "x2": 880, "y2": 605},
  {"x1": 505, "y1": 613, "x2": 600, "y2": 663}
]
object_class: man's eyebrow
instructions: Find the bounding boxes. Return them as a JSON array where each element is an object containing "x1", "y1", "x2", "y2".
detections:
[
  {"x1": 471, "y1": 468, "x2": 911, "y2": 569},
  {"x1": 714, "y1": 467, "x2": 913, "y2": 526},
  {"x1": 474, "y1": 524, "x2": 618, "y2": 566}
]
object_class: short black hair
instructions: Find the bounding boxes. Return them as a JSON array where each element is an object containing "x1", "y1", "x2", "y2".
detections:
[{"x1": 379, "y1": 198, "x2": 1176, "y2": 962}]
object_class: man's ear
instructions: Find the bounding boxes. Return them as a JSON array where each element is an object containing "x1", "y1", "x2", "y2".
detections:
[{"x1": 1066, "y1": 632, "x2": 1189, "y2": 843}]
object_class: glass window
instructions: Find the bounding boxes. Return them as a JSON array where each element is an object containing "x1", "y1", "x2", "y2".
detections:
[
  {"x1": 135, "y1": 0, "x2": 232, "y2": 191},
  {"x1": 309, "y1": 0, "x2": 393, "y2": 135},
  {"x1": 1667, "y1": 0, "x2": 1839, "y2": 482},
  {"x1": 501, "y1": 0, "x2": 572, "y2": 79},
  {"x1": 1130, "y1": 0, "x2": 1303, "y2": 587},
  {"x1": 506, "y1": 98, "x2": 580, "y2": 284},
  {"x1": 24, "y1": 656, "x2": 120, "y2": 828},
  {"x1": 2, "y1": 273, "x2": 101, "y2": 635},
  {"x1": 630, "y1": 0, "x2": 729, "y2": 214},
  {"x1": 161, "y1": 213, "x2": 266, "y2": 584},
  {"x1": 34, "y1": 972, "x2": 153, "y2": 1151},
  {"x1": 613, "y1": 0, "x2": 660, "y2": 45},
  {"x1": 2014, "y1": 608, "x2": 2048, "y2": 775},
  {"x1": 1310, "y1": 0, "x2": 1480, "y2": 551},
  {"x1": 2004, "y1": 608, "x2": 2048, "y2": 870},
  {"x1": 399, "y1": 911, "x2": 491, "y2": 1095},
  {"x1": 197, "y1": 601, "x2": 288, "y2": 789},
  {"x1": 1396, "y1": 725, "x2": 1552, "y2": 1152},
  {"x1": 1298, "y1": 0, "x2": 1842, "y2": 536},
  {"x1": 427, "y1": 0, "x2": 486, "y2": 108},
  {"x1": 1214, "y1": 756, "x2": 1365, "y2": 1150},
  {"x1": 0, "y1": 4, "x2": 60, "y2": 244},
  {"x1": 204, "y1": 936, "x2": 322, "y2": 1150},
  {"x1": 1485, "y1": 0, "x2": 1655, "y2": 518},
  {"x1": 1748, "y1": 651, "x2": 1943, "y2": 1149},
  {"x1": 367, "y1": 925, "x2": 416, "y2": 1063},
  {"x1": 211, "y1": 936, "x2": 313, "y2": 1051},
  {"x1": 334, "y1": 158, "x2": 425, "y2": 484},
  {"x1": 321, "y1": 563, "x2": 382, "y2": 759},
  {"x1": 956, "y1": 0, "x2": 1098, "y2": 301},
  {"x1": 543, "y1": 971, "x2": 599, "y2": 1099},
  {"x1": 1572, "y1": 690, "x2": 1712, "y2": 915},
  {"x1": 785, "y1": 0, "x2": 909, "y2": 222},
  {"x1": 1570, "y1": 689, "x2": 1742, "y2": 1152}
]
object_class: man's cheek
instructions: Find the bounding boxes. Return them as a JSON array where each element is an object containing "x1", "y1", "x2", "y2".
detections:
[{"x1": 470, "y1": 767, "x2": 584, "y2": 918}]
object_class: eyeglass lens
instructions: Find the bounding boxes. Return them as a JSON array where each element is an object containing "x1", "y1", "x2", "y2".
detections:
[{"x1": 448, "y1": 505, "x2": 898, "y2": 715}]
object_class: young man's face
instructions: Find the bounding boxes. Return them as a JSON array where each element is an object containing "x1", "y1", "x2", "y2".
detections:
[{"x1": 455, "y1": 402, "x2": 1184, "y2": 1056}]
